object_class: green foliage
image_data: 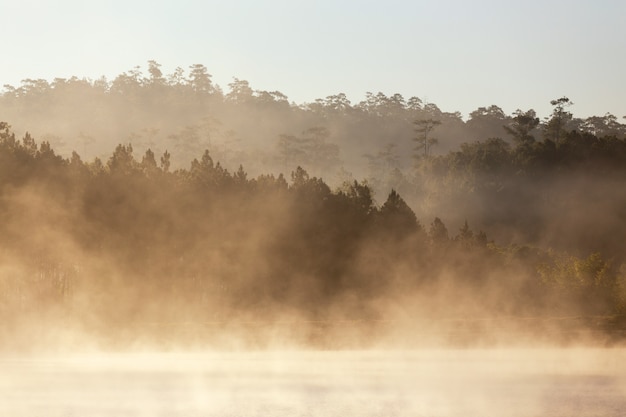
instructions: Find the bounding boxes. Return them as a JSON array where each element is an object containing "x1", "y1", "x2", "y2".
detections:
[{"x1": 538, "y1": 251, "x2": 619, "y2": 314}]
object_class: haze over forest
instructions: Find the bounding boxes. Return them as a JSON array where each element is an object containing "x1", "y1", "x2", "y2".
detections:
[{"x1": 1, "y1": 62, "x2": 626, "y2": 350}]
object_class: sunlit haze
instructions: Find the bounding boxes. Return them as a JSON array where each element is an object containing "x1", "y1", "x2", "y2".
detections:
[
  {"x1": 2, "y1": 2, "x2": 626, "y2": 416},
  {"x1": 1, "y1": 0, "x2": 625, "y2": 119}
]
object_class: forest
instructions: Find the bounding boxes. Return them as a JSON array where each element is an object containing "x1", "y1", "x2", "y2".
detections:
[{"x1": 1, "y1": 62, "x2": 626, "y2": 349}]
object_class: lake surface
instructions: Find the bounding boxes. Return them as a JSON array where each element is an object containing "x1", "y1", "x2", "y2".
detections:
[{"x1": 2, "y1": 349, "x2": 625, "y2": 417}]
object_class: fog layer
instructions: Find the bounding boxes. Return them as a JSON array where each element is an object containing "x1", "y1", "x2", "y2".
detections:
[{"x1": 1, "y1": 65, "x2": 626, "y2": 350}]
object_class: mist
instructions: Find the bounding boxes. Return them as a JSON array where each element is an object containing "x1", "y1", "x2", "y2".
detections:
[{"x1": 2, "y1": 64, "x2": 626, "y2": 416}]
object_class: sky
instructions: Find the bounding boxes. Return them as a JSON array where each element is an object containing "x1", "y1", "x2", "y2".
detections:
[{"x1": 1, "y1": 0, "x2": 625, "y2": 120}]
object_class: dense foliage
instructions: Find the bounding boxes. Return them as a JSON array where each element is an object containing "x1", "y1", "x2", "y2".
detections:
[
  {"x1": 1, "y1": 120, "x2": 625, "y2": 348},
  {"x1": 2, "y1": 63, "x2": 626, "y2": 253},
  {"x1": 1, "y1": 63, "x2": 626, "y2": 347}
]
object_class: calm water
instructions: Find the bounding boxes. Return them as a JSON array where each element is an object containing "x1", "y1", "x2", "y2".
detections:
[{"x1": 1, "y1": 349, "x2": 625, "y2": 417}]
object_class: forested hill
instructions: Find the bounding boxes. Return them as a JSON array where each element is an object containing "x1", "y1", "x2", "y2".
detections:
[
  {"x1": 3, "y1": 65, "x2": 626, "y2": 257},
  {"x1": 1, "y1": 120, "x2": 626, "y2": 349},
  {"x1": 3, "y1": 64, "x2": 626, "y2": 253},
  {"x1": 2, "y1": 63, "x2": 626, "y2": 348}
]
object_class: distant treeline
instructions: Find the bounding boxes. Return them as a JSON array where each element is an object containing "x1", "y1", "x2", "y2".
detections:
[
  {"x1": 2, "y1": 62, "x2": 624, "y2": 173},
  {"x1": 2, "y1": 63, "x2": 626, "y2": 256},
  {"x1": 0, "y1": 121, "x2": 625, "y2": 348}
]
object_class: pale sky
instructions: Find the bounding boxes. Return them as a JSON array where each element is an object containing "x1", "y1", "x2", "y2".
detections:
[{"x1": 1, "y1": 0, "x2": 625, "y2": 120}]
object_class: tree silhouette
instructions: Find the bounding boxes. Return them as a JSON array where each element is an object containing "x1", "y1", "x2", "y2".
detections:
[
  {"x1": 413, "y1": 118, "x2": 441, "y2": 160},
  {"x1": 378, "y1": 189, "x2": 419, "y2": 238},
  {"x1": 544, "y1": 96, "x2": 573, "y2": 145}
]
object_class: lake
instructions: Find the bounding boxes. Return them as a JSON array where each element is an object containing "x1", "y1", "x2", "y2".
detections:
[{"x1": 2, "y1": 349, "x2": 625, "y2": 417}]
